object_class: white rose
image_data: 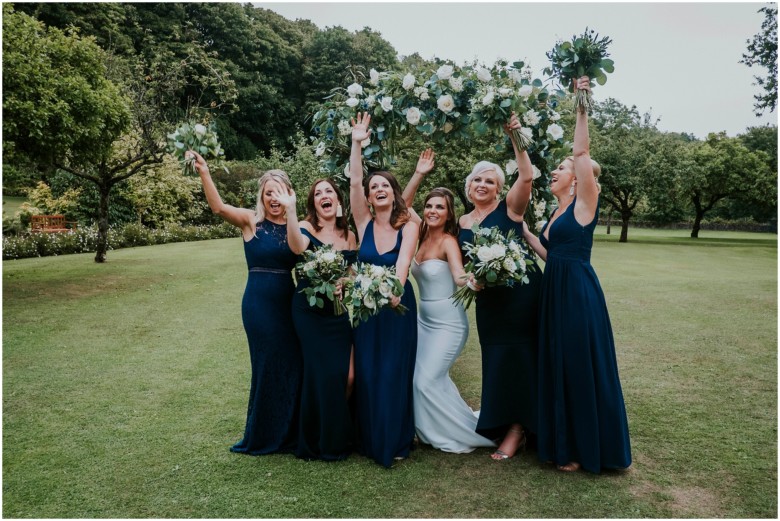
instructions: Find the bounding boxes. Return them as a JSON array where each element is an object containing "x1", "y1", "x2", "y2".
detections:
[
  {"x1": 505, "y1": 159, "x2": 518, "y2": 175},
  {"x1": 436, "y1": 64, "x2": 454, "y2": 80},
  {"x1": 502, "y1": 257, "x2": 517, "y2": 273},
  {"x1": 370, "y1": 265, "x2": 386, "y2": 278},
  {"x1": 509, "y1": 70, "x2": 523, "y2": 84},
  {"x1": 194, "y1": 124, "x2": 207, "y2": 137},
  {"x1": 498, "y1": 87, "x2": 513, "y2": 98},
  {"x1": 549, "y1": 110, "x2": 561, "y2": 122},
  {"x1": 535, "y1": 220, "x2": 545, "y2": 232},
  {"x1": 449, "y1": 77, "x2": 464, "y2": 92},
  {"x1": 347, "y1": 82, "x2": 363, "y2": 97},
  {"x1": 443, "y1": 122, "x2": 454, "y2": 134},
  {"x1": 406, "y1": 107, "x2": 421, "y2": 126},
  {"x1": 345, "y1": 97, "x2": 359, "y2": 108},
  {"x1": 369, "y1": 68, "x2": 380, "y2": 86},
  {"x1": 380, "y1": 96, "x2": 393, "y2": 112},
  {"x1": 304, "y1": 261, "x2": 316, "y2": 272},
  {"x1": 437, "y1": 94, "x2": 455, "y2": 113},
  {"x1": 523, "y1": 109, "x2": 540, "y2": 126},
  {"x1": 363, "y1": 293, "x2": 376, "y2": 310},
  {"x1": 321, "y1": 251, "x2": 337, "y2": 262},
  {"x1": 518, "y1": 85, "x2": 533, "y2": 98},
  {"x1": 477, "y1": 67, "x2": 492, "y2": 82},
  {"x1": 338, "y1": 120, "x2": 352, "y2": 136},
  {"x1": 361, "y1": 137, "x2": 371, "y2": 149},
  {"x1": 402, "y1": 73, "x2": 415, "y2": 91},
  {"x1": 476, "y1": 246, "x2": 495, "y2": 262},
  {"x1": 481, "y1": 91, "x2": 495, "y2": 106},
  {"x1": 366, "y1": 95, "x2": 376, "y2": 107},
  {"x1": 315, "y1": 142, "x2": 326, "y2": 157},
  {"x1": 547, "y1": 123, "x2": 564, "y2": 140},
  {"x1": 378, "y1": 281, "x2": 393, "y2": 298},
  {"x1": 508, "y1": 241, "x2": 521, "y2": 255},
  {"x1": 531, "y1": 164, "x2": 542, "y2": 180},
  {"x1": 490, "y1": 243, "x2": 506, "y2": 258},
  {"x1": 537, "y1": 199, "x2": 547, "y2": 212}
]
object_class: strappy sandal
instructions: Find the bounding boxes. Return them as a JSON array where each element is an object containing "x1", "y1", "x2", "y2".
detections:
[
  {"x1": 490, "y1": 427, "x2": 526, "y2": 461},
  {"x1": 557, "y1": 462, "x2": 581, "y2": 472}
]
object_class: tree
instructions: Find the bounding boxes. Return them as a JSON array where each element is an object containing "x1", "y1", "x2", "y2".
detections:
[
  {"x1": 741, "y1": 5, "x2": 777, "y2": 115},
  {"x1": 681, "y1": 133, "x2": 772, "y2": 237},
  {"x1": 3, "y1": 6, "x2": 237, "y2": 262},
  {"x1": 590, "y1": 99, "x2": 658, "y2": 242}
]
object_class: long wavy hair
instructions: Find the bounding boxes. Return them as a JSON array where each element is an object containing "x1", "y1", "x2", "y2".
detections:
[
  {"x1": 304, "y1": 178, "x2": 350, "y2": 240},
  {"x1": 255, "y1": 169, "x2": 293, "y2": 222},
  {"x1": 419, "y1": 187, "x2": 459, "y2": 244},
  {"x1": 363, "y1": 171, "x2": 410, "y2": 230}
]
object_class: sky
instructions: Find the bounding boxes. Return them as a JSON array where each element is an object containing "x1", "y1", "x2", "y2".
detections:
[{"x1": 258, "y1": 1, "x2": 778, "y2": 139}]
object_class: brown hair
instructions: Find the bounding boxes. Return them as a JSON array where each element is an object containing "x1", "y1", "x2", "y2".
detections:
[
  {"x1": 304, "y1": 178, "x2": 349, "y2": 240},
  {"x1": 419, "y1": 187, "x2": 459, "y2": 243},
  {"x1": 364, "y1": 171, "x2": 410, "y2": 229}
]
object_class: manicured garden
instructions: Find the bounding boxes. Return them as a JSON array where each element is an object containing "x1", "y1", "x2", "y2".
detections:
[{"x1": 3, "y1": 228, "x2": 776, "y2": 518}]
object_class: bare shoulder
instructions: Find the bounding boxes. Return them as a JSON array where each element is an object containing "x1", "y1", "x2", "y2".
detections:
[
  {"x1": 299, "y1": 220, "x2": 314, "y2": 232},
  {"x1": 347, "y1": 229, "x2": 358, "y2": 249},
  {"x1": 459, "y1": 213, "x2": 473, "y2": 229}
]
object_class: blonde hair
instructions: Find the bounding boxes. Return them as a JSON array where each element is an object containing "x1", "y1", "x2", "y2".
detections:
[
  {"x1": 464, "y1": 161, "x2": 506, "y2": 203},
  {"x1": 566, "y1": 156, "x2": 602, "y2": 193},
  {"x1": 255, "y1": 169, "x2": 293, "y2": 221}
]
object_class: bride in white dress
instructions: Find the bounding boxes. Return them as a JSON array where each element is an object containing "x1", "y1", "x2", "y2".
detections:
[{"x1": 403, "y1": 151, "x2": 495, "y2": 453}]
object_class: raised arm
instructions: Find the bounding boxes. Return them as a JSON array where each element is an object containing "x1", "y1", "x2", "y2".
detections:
[
  {"x1": 270, "y1": 185, "x2": 308, "y2": 255},
  {"x1": 349, "y1": 113, "x2": 373, "y2": 238},
  {"x1": 504, "y1": 112, "x2": 534, "y2": 221},
  {"x1": 188, "y1": 150, "x2": 255, "y2": 236},
  {"x1": 401, "y1": 148, "x2": 435, "y2": 225},
  {"x1": 572, "y1": 76, "x2": 599, "y2": 224}
]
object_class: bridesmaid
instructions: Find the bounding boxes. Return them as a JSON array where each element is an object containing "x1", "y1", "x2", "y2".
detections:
[
  {"x1": 349, "y1": 112, "x2": 419, "y2": 467},
  {"x1": 522, "y1": 77, "x2": 631, "y2": 473},
  {"x1": 288, "y1": 178, "x2": 357, "y2": 461},
  {"x1": 402, "y1": 151, "x2": 496, "y2": 453},
  {"x1": 457, "y1": 113, "x2": 543, "y2": 460},
  {"x1": 187, "y1": 151, "x2": 307, "y2": 455}
]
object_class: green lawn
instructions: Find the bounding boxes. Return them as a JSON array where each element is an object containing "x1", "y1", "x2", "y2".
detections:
[
  {"x1": 3, "y1": 196, "x2": 26, "y2": 218},
  {"x1": 3, "y1": 228, "x2": 777, "y2": 518}
]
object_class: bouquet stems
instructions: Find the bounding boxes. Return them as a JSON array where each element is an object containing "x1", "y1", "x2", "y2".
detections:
[
  {"x1": 576, "y1": 89, "x2": 594, "y2": 114},
  {"x1": 511, "y1": 128, "x2": 533, "y2": 151}
]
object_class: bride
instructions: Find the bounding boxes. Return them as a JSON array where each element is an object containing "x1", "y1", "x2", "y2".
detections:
[{"x1": 402, "y1": 150, "x2": 495, "y2": 453}]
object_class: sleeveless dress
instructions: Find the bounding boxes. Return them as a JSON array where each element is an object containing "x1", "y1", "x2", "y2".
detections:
[
  {"x1": 292, "y1": 229, "x2": 356, "y2": 461},
  {"x1": 353, "y1": 221, "x2": 418, "y2": 467},
  {"x1": 231, "y1": 219, "x2": 302, "y2": 455},
  {"x1": 411, "y1": 258, "x2": 496, "y2": 453},
  {"x1": 458, "y1": 199, "x2": 543, "y2": 440},
  {"x1": 537, "y1": 198, "x2": 632, "y2": 473}
]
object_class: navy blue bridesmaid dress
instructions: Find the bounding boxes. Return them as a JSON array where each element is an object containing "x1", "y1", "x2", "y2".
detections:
[
  {"x1": 537, "y1": 198, "x2": 631, "y2": 473},
  {"x1": 231, "y1": 219, "x2": 302, "y2": 455},
  {"x1": 292, "y1": 229, "x2": 356, "y2": 461},
  {"x1": 353, "y1": 221, "x2": 418, "y2": 467},
  {"x1": 458, "y1": 199, "x2": 542, "y2": 440}
]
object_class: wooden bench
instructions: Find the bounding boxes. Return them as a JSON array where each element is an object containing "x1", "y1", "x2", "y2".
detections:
[{"x1": 30, "y1": 215, "x2": 77, "y2": 233}]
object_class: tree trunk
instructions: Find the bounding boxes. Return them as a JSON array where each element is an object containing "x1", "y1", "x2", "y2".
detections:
[
  {"x1": 606, "y1": 208, "x2": 613, "y2": 235},
  {"x1": 619, "y1": 216, "x2": 629, "y2": 243},
  {"x1": 691, "y1": 210, "x2": 704, "y2": 238},
  {"x1": 95, "y1": 184, "x2": 111, "y2": 263}
]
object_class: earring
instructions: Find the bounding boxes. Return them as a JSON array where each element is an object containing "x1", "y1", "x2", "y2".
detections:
[
  {"x1": 336, "y1": 203, "x2": 343, "y2": 217},
  {"x1": 569, "y1": 184, "x2": 576, "y2": 196},
  {"x1": 368, "y1": 203, "x2": 374, "y2": 214},
  {"x1": 393, "y1": 200, "x2": 397, "y2": 210}
]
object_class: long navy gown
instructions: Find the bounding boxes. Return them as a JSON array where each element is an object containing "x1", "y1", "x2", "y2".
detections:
[
  {"x1": 354, "y1": 221, "x2": 418, "y2": 467},
  {"x1": 458, "y1": 200, "x2": 542, "y2": 440},
  {"x1": 537, "y1": 198, "x2": 631, "y2": 473},
  {"x1": 292, "y1": 229, "x2": 356, "y2": 461},
  {"x1": 231, "y1": 219, "x2": 302, "y2": 455}
]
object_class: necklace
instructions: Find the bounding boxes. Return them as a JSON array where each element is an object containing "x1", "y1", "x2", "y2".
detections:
[{"x1": 473, "y1": 202, "x2": 498, "y2": 224}]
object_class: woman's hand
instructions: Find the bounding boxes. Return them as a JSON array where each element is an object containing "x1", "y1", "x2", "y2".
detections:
[
  {"x1": 351, "y1": 112, "x2": 372, "y2": 144},
  {"x1": 502, "y1": 111, "x2": 522, "y2": 137},
  {"x1": 271, "y1": 185, "x2": 297, "y2": 213},
  {"x1": 185, "y1": 150, "x2": 209, "y2": 175},
  {"x1": 390, "y1": 294, "x2": 402, "y2": 308},
  {"x1": 415, "y1": 148, "x2": 435, "y2": 176},
  {"x1": 466, "y1": 273, "x2": 484, "y2": 292},
  {"x1": 573, "y1": 76, "x2": 591, "y2": 94}
]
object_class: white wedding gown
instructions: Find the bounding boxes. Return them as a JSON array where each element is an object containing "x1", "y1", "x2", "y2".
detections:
[{"x1": 411, "y1": 259, "x2": 496, "y2": 453}]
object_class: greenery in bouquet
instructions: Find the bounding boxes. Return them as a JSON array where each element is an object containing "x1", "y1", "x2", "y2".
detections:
[
  {"x1": 544, "y1": 28, "x2": 614, "y2": 113},
  {"x1": 452, "y1": 224, "x2": 533, "y2": 309},
  {"x1": 468, "y1": 61, "x2": 531, "y2": 148},
  {"x1": 345, "y1": 262, "x2": 407, "y2": 327},
  {"x1": 295, "y1": 244, "x2": 350, "y2": 316},
  {"x1": 167, "y1": 121, "x2": 224, "y2": 176}
]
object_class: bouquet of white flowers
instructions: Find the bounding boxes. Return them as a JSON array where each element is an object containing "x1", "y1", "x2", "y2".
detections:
[
  {"x1": 452, "y1": 224, "x2": 533, "y2": 309},
  {"x1": 167, "y1": 121, "x2": 224, "y2": 176},
  {"x1": 295, "y1": 244, "x2": 350, "y2": 316},
  {"x1": 345, "y1": 262, "x2": 408, "y2": 327}
]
